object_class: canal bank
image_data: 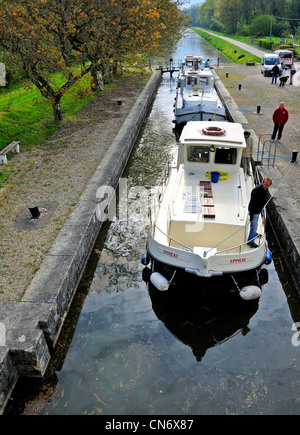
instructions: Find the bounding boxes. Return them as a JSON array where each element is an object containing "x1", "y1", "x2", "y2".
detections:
[
  {"x1": 0, "y1": 70, "x2": 162, "y2": 413},
  {"x1": 1, "y1": 62, "x2": 300, "y2": 414}
]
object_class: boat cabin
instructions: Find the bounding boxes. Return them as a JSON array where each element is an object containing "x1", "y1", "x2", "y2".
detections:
[
  {"x1": 161, "y1": 121, "x2": 251, "y2": 252},
  {"x1": 182, "y1": 70, "x2": 215, "y2": 97},
  {"x1": 177, "y1": 121, "x2": 245, "y2": 170},
  {"x1": 181, "y1": 55, "x2": 204, "y2": 71}
]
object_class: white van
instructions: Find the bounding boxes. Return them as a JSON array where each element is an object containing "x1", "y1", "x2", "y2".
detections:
[
  {"x1": 273, "y1": 49, "x2": 294, "y2": 67},
  {"x1": 261, "y1": 54, "x2": 282, "y2": 76}
]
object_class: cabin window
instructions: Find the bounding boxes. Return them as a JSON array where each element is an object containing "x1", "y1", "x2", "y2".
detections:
[
  {"x1": 187, "y1": 77, "x2": 197, "y2": 85},
  {"x1": 187, "y1": 146, "x2": 210, "y2": 163},
  {"x1": 199, "y1": 77, "x2": 208, "y2": 85},
  {"x1": 214, "y1": 147, "x2": 237, "y2": 164}
]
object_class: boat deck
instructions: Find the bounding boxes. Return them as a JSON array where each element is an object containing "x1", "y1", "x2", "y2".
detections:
[{"x1": 154, "y1": 165, "x2": 263, "y2": 253}]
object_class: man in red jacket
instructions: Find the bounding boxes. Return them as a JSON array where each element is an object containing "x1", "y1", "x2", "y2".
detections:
[{"x1": 271, "y1": 102, "x2": 289, "y2": 141}]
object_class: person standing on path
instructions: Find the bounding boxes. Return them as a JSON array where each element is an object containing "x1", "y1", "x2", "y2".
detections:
[
  {"x1": 279, "y1": 67, "x2": 288, "y2": 86},
  {"x1": 271, "y1": 62, "x2": 280, "y2": 84},
  {"x1": 247, "y1": 178, "x2": 272, "y2": 248},
  {"x1": 290, "y1": 63, "x2": 296, "y2": 85},
  {"x1": 271, "y1": 102, "x2": 289, "y2": 140},
  {"x1": 241, "y1": 131, "x2": 253, "y2": 176}
]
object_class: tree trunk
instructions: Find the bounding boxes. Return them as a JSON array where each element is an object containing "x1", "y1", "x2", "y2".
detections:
[
  {"x1": 91, "y1": 68, "x2": 98, "y2": 91},
  {"x1": 52, "y1": 96, "x2": 63, "y2": 122}
]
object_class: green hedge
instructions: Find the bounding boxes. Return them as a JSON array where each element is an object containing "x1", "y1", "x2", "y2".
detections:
[{"x1": 258, "y1": 39, "x2": 273, "y2": 50}]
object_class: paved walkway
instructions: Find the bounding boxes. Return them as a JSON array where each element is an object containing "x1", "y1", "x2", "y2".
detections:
[
  {"x1": 199, "y1": 29, "x2": 267, "y2": 58},
  {"x1": 197, "y1": 29, "x2": 300, "y2": 87}
]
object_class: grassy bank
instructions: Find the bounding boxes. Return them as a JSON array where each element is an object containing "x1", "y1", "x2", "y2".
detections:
[
  {"x1": 0, "y1": 73, "x2": 100, "y2": 152},
  {"x1": 0, "y1": 70, "x2": 150, "y2": 189},
  {"x1": 192, "y1": 27, "x2": 262, "y2": 64},
  {"x1": 0, "y1": 73, "x2": 98, "y2": 188}
]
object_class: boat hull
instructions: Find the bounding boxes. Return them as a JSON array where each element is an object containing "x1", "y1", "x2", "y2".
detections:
[
  {"x1": 147, "y1": 233, "x2": 268, "y2": 276},
  {"x1": 144, "y1": 120, "x2": 272, "y2": 299},
  {"x1": 143, "y1": 254, "x2": 269, "y2": 302}
]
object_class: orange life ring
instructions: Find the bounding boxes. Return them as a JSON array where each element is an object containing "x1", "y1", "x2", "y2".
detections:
[{"x1": 202, "y1": 126, "x2": 226, "y2": 136}]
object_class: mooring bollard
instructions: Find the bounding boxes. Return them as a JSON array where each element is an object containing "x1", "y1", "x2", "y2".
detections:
[
  {"x1": 291, "y1": 150, "x2": 298, "y2": 163},
  {"x1": 28, "y1": 204, "x2": 40, "y2": 219}
]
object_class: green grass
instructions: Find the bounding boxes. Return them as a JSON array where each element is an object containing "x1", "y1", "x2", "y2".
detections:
[
  {"x1": 0, "y1": 67, "x2": 149, "y2": 189},
  {"x1": 0, "y1": 170, "x2": 9, "y2": 188},
  {"x1": 0, "y1": 70, "x2": 103, "y2": 189},
  {"x1": 192, "y1": 28, "x2": 262, "y2": 64},
  {"x1": 0, "y1": 72, "x2": 97, "y2": 151}
]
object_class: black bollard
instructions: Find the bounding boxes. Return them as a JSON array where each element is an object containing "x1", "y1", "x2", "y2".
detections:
[
  {"x1": 257, "y1": 105, "x2": 261, "y2": 114},
  {"x1": 291, "y1": 150, "x2": 298, "y2": 163},
  {"x1": 226, "y1": 73, "x2": 228, "y2": 78},
  {"x1": 238, "y1": 84, "x2": 242, "y2": 90},
  {"x1": 28, "y1": 205, "x2": 40, "y2": 219}
]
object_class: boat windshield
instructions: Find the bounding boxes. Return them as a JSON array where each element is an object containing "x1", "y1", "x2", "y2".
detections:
[
  {"x1": 187, "y1": 145, "x2": 210, "y2": 162},
  {"x1": 215, "y1": 147, "x2": 237, "y2": 164},
  {"x1": 187, "y1": 145, "x2": 237, "y2": 164},
  {"x1": 187, "y1": 76, "x2": 209, "y2": 86}
]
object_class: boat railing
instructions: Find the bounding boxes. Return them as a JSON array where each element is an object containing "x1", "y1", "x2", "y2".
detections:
[
  {"x1": 154, "y1": 225, "x2": 193, "y2": 253},
  {"x1": 214, "y1": 210, "x2": 266, "y2": 256},
  {"x1": 150, "y1": 161, "x2": 171, "y2": 230},
  {"x1": 214, "y1": 238, "x2": 257, "y2": 255}
]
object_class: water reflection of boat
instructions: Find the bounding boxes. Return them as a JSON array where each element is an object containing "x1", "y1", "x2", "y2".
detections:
[
  {"x1": 141, "y1": 121, "x2": 272, "y2": 301},
  {"x1": 173, "y1": 55, "x2": 226, "y2": 140},
  {"x1": 145, "y1": 271, "x2": 263, "y2": 361}
]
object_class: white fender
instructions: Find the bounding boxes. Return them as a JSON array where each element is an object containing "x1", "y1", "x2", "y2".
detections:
[
  {"x1": 150, "y1": 272, "x2": 170, "y2": 291},
  {"x1": 239, "y1": 285, "x2": 261, "y2": 300}
]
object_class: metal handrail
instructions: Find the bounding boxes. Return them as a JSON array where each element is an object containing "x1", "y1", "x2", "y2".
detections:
[
  {"x1": 257, "y1": 133, "x2": 271, "y2": 162},
  {"x1": 154, "y1": 225, "x2": 193, "y2": 253},
  {"x1": 215, "y1": 236, "x2": 262, "y2": 255}
]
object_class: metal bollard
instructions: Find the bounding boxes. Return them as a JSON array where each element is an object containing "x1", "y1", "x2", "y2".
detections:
[
  {"x1": 291, "y1": 150, "x2": 298, "y2": 163},
  {"x1": 28, "y1": 204, "x2": 40, "y2": 219}
]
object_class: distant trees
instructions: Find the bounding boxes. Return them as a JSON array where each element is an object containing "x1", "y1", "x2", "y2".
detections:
[
  {"x1": 0, "y1": 0, "x2": 186, "y2": 121},
  {"x1": 188, "y1": 0, "x2": 300, "y2": 37}
]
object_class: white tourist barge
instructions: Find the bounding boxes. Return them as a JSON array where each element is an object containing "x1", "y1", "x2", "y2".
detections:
[
  {"x1": 173, "y1": 56, "x2": 226, "y2": 139},
  {"x1": 144, "y1": 121, "x2": 272, "y2": 300}
]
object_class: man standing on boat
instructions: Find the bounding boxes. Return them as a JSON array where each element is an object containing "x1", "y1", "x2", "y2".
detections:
[{"x1": 247, "y1": 178, "x2": 272, "y2": 248}]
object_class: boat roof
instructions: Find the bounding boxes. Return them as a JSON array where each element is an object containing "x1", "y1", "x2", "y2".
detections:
[
  {"x1": 185, "y1": 68, "x2": 213, "y2": 76},
  {"x1": 184, "y1": 55, "x2": 204, "y2": 61},
  {"x1": 180, "y1": 121, "x2": 246, "y2": 148}
]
